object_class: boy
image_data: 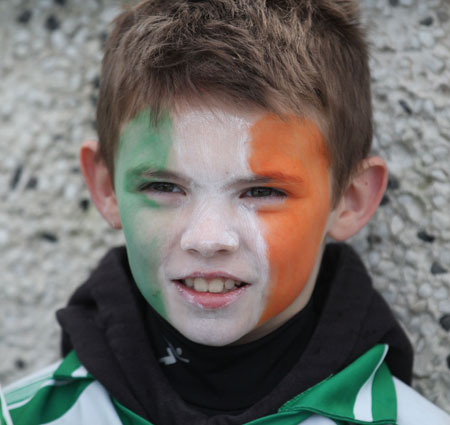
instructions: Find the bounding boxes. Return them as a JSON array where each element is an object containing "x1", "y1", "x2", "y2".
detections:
[{"x1": 1, "y1": 0, "x2": 449, "y2": 424}]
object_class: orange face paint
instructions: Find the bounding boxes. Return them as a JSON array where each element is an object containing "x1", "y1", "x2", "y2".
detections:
[{"x1": 249, "y1": 114, "x2": 331, "y2": 324}]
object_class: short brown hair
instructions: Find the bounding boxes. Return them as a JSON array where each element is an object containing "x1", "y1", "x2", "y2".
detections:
[{"x1": 97, "y1": 0, "x2": 372, "y2": 202}]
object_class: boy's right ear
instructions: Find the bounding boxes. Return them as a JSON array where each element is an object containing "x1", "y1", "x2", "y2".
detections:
[{"x1": 80, "y1": 140, "x2": 122, "y2": 229}]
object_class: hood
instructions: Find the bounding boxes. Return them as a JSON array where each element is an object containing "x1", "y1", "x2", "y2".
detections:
[{"x1": 56, "y1": 243, "x2": 412, "y2": 424}]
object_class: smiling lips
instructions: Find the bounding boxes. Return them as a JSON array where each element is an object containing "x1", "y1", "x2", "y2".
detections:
[{"x1": 174, "y1": 276, "x2": 249, "y2": 309}]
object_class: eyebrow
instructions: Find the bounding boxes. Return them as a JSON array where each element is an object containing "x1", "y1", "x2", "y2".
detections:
[
  {"x1": 127, "y1": 167, "x2": 190, "y2": 185},
  {"x1": 127, "y1": 167, "x2": 304, "y2": 187},
  {"x1": 229, "y1": 172, "x2": 305, "y2": 187}
]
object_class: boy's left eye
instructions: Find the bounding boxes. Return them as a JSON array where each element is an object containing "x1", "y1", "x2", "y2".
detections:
[{"x1": 241, "y1": 187, "x2": 286, "y2": 198}]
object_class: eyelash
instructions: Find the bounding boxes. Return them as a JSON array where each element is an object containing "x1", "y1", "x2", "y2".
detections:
[
  {"x1": 138, "y1": 182, "x2": 286, "y2": 199},
  {"x1": 241, "y1": 187, "x2": 286, "y2": 199},
  {"x1": 138, "y1": 182, "x2": 184, "y2": 194}
]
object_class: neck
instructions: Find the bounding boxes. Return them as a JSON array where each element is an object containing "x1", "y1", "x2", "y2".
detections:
[{"x1": 145, "y1": 297, "x2": 318, "y2": 415}]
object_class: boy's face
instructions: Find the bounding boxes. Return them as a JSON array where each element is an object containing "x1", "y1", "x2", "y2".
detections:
[{"x1": 114, "y1": 105, "x2": 332, "y2": 346}]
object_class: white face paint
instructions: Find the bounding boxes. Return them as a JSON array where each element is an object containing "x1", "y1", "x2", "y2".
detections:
[{"x1": 160, "y1": 107, "x2": 270, "y2": 345}]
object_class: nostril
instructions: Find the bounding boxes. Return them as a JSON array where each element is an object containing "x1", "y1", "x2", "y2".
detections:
[
  {"x1": 196, "y1": 241, "x2": 236, "y2": 257},
  {"x1": 180, "y1": 233, "x2": 239, "y2": 256}
]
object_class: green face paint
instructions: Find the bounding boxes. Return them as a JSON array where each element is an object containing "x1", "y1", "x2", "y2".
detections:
[{"x1": 114, "y1": 109, "x2": 173, "y2": 318}]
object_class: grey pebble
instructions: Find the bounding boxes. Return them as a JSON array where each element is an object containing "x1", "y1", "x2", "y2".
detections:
[
  {"x1": 439, "y1": 315, "x2": 450, "y2": 331},
  {"x1": 417, "y1": 230, "x2": 435, "y2": 243},
  {"x1": 431, "y1": 262, "x2": 449, "y2": 275},
  {"x1": 420, "y1": 16, "x2": 434, "y2": 26}
]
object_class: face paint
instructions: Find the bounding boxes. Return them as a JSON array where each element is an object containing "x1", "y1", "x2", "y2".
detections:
[
  {"x1": 113, "y1": 105, "x2": 331, "y2": 346},
  {"x1": 114, "y1": 109, "x2": 173, "y2": 318},
  {"x1": 248, "y1": 114, "x2": 331, "y2": 326}
]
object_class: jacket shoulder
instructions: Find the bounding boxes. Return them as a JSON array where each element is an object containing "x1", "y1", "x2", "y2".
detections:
[
  {"x1": 1, "y1": 352, "x2": 125, "y2": 425},
  {"x1": 246, "y1": 345, "x2": 450, "y2": 425},
  {"x1": 394, "y1": 377, "x2": 450, "y2": 425}
]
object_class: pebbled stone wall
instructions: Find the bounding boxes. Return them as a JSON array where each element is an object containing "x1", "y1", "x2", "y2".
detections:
[{"x1": 1, "y1": 0, "x2": 449, "y2": 413}]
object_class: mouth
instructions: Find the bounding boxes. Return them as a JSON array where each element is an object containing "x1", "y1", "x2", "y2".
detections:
[
  {"x1": 173, "y1": 276, "x2": 250, "y2": 309},
  {"x1": 176, "y1": 277, "x2": 248, "y2": 294}
]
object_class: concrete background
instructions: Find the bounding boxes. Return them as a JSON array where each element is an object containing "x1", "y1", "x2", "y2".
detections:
[{"x1": 1, "y1": 0, "x2": 449, "y2": 413}]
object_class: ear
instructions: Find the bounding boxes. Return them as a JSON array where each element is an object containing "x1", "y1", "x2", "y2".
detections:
[
  {"x1": 327, "y1": 156, "x2": 388, "y2": 241},
  {"x1": 79, "y1": 140, "x2": 122, "y2": 229}
]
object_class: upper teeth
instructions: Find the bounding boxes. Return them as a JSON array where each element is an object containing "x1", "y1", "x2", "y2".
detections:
[{"x1": 184, "y1": 278, "x2": 242, "y2": 293}]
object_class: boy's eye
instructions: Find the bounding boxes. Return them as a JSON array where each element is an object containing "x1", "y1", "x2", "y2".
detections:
[
  {"x1": 139, "y1": 182, "x2": 184, "y2": 194},
  {"x1": 242, "y1": 187, "x2": 286, "y2": 198}
]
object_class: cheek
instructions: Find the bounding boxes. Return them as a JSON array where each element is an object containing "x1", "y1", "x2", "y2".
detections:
[
  {"x1": 248, "y1": 114, "x2": 331, "y2": 324},
  {"x1": 120, "y1": 207, "x2": 168, "y2": 316},
  {"x1": 257, "y1": 196, "x2": 330, "y2": 323}
]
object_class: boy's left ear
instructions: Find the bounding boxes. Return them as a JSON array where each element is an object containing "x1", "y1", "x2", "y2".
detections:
[
  {"x1": 79, "y1": 140, "x2": 122, "y2": 229},
  {"x1": 327, "y1": 156, "x2": 388, "y2": 241}
]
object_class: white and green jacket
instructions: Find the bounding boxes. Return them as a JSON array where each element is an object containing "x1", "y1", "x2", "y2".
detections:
[{"x1": 1, "y1": 344, "x2": 449, "y2": 425}]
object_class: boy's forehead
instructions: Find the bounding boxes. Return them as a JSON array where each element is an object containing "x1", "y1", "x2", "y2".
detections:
[
  {"x1": 174, "y1": 107, "x2": 253, "y2": 140},
  {"x1": 121, "y1": 105, "x2": 324, "y2": 148},
  {"x1": 170, "y1": 103, "x2": 325, "y2": 144},
  {"x1": 169, "y1": 106, "x2": 256, "y2": 175},
  {"x1": 117, "y1": 105, "x2": 329, "y2": 180}
]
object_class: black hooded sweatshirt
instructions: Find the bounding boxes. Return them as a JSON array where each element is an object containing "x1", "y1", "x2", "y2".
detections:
[{"x1": 57, "y1": 243, "x2": 413, "y2": 425}]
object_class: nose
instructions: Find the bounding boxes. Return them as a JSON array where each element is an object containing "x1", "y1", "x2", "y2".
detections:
[{"x1": 180, "y1": 204, "x2": 239, "y2": 257}]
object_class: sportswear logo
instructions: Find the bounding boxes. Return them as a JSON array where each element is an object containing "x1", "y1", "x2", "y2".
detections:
[{"x1": 159, "y1": 339, "x2": 190, "y2": 365}]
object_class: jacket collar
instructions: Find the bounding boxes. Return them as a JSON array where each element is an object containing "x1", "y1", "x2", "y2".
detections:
[{"x1": 53, "y1": 344, "x2": 396, "y2": 424}]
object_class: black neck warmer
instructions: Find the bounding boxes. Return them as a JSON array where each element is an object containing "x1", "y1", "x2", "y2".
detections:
[
  {"x1": 57, "y1": 243, "x2": 413, "y2": 425},
  {"x1": 146, "y1": 292, "x2": 317, "y2": 415}
]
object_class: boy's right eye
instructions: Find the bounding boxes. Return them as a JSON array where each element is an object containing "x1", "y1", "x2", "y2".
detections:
[{"x1": 138, "y1": 182, "x2": 184, "y2": 194}]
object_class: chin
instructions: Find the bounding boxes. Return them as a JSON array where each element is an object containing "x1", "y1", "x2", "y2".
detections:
[{"x1": 167, "y1": 311, "x2": 260, "y2": 347}]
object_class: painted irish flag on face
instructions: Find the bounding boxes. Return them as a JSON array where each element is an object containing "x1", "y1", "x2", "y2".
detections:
[
  {"x1": 112, "y1": 105, "x2": 334, "y2": 347},
  {"x1": 2, "y1": 344, "x2": 449, "y2": 424}
]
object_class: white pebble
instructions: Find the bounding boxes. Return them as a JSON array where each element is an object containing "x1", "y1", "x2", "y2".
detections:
[
  {"x1": 418, "y1": 283, "x2": 433, "y2": 298},
  {"x1": 418, "y1": 31, "x2": 435, "y2": 48},
  {"x1": 390, "y1": 215, "x2": 404, "y2": 235},
  {"x1": 434, "y1": 286, "x2": 448, "y2": 300}
]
